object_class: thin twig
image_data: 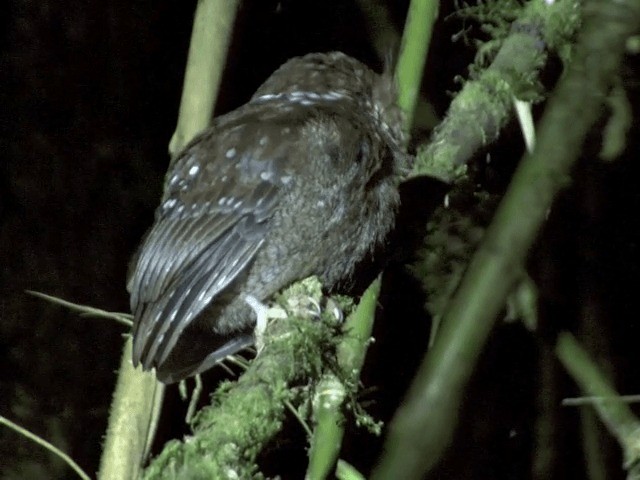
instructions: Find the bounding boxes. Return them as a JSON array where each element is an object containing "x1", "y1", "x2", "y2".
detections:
[
  {"x1": 0, "y1": 415, "x2": 91, "y2": 480},
  {"x1": 563, "y1": 396, "x2": 640, "y2": 407},
  {"x1": 556, "y1": 332, "x2": 640, "y2": 470},
  {"x1": 26, "y1": 290, "x2": 132, "y2": 327}
]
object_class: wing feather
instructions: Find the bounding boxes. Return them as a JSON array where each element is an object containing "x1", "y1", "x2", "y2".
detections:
[
  {"x1": 151, "y1": 221, "x2": 265, "y2": 366},
  {"x1": 129, "y1": 107, "x2": 298, "y2": 375},
  {"x1": 130, "y1": 174, "x2": 281, "y2": 369}
]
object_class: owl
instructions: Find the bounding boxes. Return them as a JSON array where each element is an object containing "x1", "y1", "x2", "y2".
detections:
[{"x1": 128, "y1": 52, "x2": 408, "y2": 383}]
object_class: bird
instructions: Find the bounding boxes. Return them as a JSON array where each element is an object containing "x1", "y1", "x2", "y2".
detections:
[{"x1": 127, "y1": 51, "x2": 409, "y2": 383}]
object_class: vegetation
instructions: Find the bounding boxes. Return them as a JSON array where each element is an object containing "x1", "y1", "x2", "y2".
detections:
[{"x1": 2, "y1": 0, "x2": 640, "y2": 479}]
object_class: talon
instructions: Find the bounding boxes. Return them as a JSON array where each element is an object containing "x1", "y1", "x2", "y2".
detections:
[{"x1": 244, "y1": 295, "x2": 269, "y2": 353}]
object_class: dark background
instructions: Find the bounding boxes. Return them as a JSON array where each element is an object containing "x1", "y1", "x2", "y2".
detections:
[{"x1": 1, "y1": 1, "x2": 639, "y2": 479}]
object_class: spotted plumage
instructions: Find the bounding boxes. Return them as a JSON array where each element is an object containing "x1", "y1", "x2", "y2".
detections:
[{"x1": 128, "y1": 52, "x2": 408, "y2": 383}]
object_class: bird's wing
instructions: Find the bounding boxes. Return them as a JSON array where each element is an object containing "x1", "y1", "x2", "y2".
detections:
[{"x1": 128, "y1": 119, "x2": 288, "y2": 371}]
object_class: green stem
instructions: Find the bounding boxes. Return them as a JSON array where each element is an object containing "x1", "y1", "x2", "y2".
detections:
[
  {"x1": 396, "y1": 0, "x2": 439, "y2": 126},
  {"x1": 306, "y1": 278, "x2": 381, "y2": 480},
  {"x1": 169, "y1": 0, "x2": 240, "y2": 157},
  {"x1": 98, "y1": 339, "x2": 164, "y2": 480},
  {"x1": 556, "y1": 333, "x2": 640, "y2": 470},
  {"x1": 306, "y1": 0, "x2": 439, "y2": 474},
  {"x1": 372, "y1": 0, "x2": 640, "y2": 477},
  {"x1": 336, "y1": 459, "x2": 366, "y2": 480},
  {"x1": 100, "y1": 2, "x2": 238, "y2": 478}
]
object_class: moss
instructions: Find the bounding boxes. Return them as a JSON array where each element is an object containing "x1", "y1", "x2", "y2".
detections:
[{"x1": 143, "y1": 277, "x2": 359, "y2": 479}]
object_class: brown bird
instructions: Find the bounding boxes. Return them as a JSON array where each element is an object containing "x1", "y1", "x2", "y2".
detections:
[{"x1": 128, "y1": 52, "x2": 408, "y2": 383}]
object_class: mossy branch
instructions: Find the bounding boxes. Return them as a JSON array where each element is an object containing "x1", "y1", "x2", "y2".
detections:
[
  {"x1": 372, "y1": 0, "x2": 640, "y2": 477},
  {"x1": 411, "y1": 0, "x2": 581, "y2": 181},
  {"x1": 143, "y1": 278, "x2": 353, "y2": 479}
]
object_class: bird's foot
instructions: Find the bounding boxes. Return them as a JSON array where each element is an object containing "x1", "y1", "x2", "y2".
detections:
[{"x1": 244, "y1": 294, "x2": 286, "y2": 354}]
